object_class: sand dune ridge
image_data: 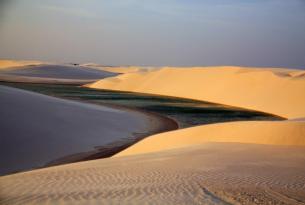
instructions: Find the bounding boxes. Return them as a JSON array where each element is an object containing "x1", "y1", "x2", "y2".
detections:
[{"x1": 85, "y1": 66, "x2": 305, "y2": 156}]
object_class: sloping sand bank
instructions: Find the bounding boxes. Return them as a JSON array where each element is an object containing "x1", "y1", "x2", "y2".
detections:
[
  {"x1": 87, "y1": 66, "x2": 305, "y2": 119},
  {"x1": 1, "y1": 142, "x2": 305, "y2": 205},
  {"x1": 116, "y1": 120, "x2": 305, "y2": 157}
]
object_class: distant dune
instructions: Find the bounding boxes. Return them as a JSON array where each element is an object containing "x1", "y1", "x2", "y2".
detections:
[
  {"x1": 0, "y1": 60, "x2": 44, "y2": 70},
  {"x1": 81, "y1": 63, "x2": 150, "y2": 74},
  {"x1": 0, "y1": 62, "x2": 118, "y2": 84},
  {"x1": 1, "y1": 65, "x2": 117, "y2": 80}
]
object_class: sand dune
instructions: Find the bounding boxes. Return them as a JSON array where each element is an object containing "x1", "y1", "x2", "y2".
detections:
[
  {"x1": 0, "y1": 64, "x2": 117, "y2": 84},
  {"x1": 86, "y1": 66, "x2": 305, "y2": 157},
  {"x1": 0, "y1": 74, "x2": 102, "y2": 84},
  {"x1": 86, "y1": 66, "x2": 305, "y2": 119},
  {"x1": 81, "y1": 63, "x2": 151, "y2": 74},
  {"x1": 0, "y1": 60, "x2": 44, "y2": 70},
  {"x1": 116, "y1": 120, "x2": 305, "y2": 157},
  {"x1": 1, "y1": 142, "x2": 305, "y2": 205}
]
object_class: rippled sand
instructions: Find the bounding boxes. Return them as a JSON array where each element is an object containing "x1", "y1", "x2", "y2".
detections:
[{"x1": 1, "y1": 143, "x2": 305, "y2": 205}]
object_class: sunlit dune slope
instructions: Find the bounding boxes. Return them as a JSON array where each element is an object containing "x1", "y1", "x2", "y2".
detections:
[
  {"x1": 86, "y1": 66, "x2": 305, "y2": 119},
  {"x1": 116, "y1": 120, "x2": 305, "y2": 157},
  {"x1": 86, "y1": 66, "x2": 305, "y2": 156}
]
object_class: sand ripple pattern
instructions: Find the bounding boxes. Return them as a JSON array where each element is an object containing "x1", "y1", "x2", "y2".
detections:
[{"x1": 1, "y1": 142, "x2": 305, "y2": 205}]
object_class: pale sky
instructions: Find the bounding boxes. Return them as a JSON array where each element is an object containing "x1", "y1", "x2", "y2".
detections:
[{"x1": 1, "y1": 0, "x2": 305, "y2": 68}]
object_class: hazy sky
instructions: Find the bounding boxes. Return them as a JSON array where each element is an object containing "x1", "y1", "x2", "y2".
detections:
[{"x1": 1, "y1": 0, "x2": 305, "y2": 68}]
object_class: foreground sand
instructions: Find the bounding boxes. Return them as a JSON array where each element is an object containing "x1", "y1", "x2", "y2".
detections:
[{"x1": 1, "y1": 142, "x2": 305, "y2": 205}]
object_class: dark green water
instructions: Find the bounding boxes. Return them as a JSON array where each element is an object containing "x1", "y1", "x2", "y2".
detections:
[{"x1": 0, "y1": 82, "x2": 283, "y2": 128}]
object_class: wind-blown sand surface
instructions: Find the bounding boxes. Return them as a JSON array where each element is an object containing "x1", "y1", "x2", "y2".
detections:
[
  {"x1": 0, "y1": 85, "x2": 175, "y2": 175},
  {"x1": 1, "y1": 66, "x2": 305, "y2": 204},
  {"x1": 1, "y1": 142, "x2": 305, "y2": 205}
]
